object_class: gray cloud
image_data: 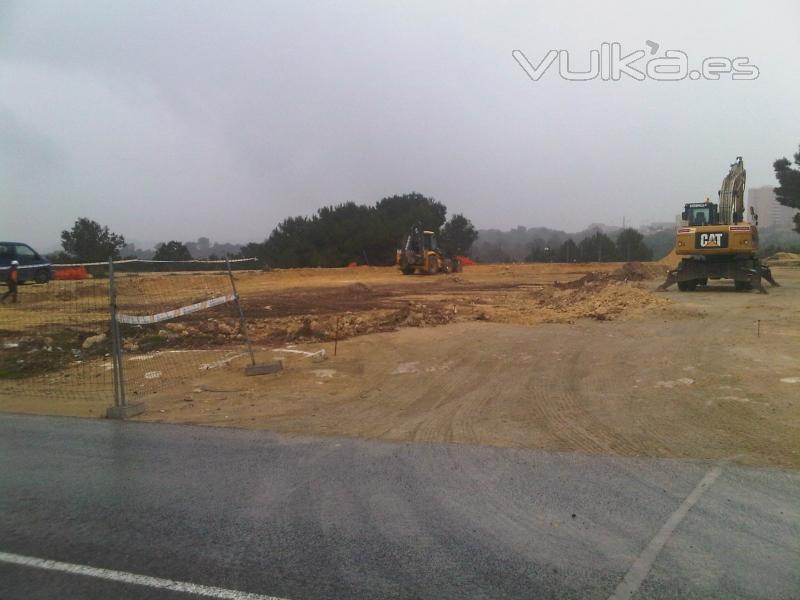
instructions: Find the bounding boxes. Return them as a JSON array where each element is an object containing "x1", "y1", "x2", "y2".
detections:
[{"x1": 2, "y1": 0, "x2": 799, "y2": 251}]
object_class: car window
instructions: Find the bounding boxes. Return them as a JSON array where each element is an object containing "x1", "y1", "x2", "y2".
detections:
[
  {"x1": 15, "y1": 244, "x2": 38, "y2": 259},
  {"x1": 0, "y1": 244, "x2": 13, "y2": 259}
]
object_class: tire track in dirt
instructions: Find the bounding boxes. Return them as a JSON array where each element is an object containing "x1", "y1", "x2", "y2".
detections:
[{"x1": 525, "y1": 345, "x2": 620, "y2": 456}]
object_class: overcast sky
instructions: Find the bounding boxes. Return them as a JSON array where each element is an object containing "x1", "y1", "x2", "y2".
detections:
[{"x1": 2, "y1": 1, "x2": 799, "y2": 250}]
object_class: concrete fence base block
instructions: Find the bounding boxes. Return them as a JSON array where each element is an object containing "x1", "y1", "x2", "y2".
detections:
[
  {"x1": 245, "y1": 360, "x2": 284, "y2": 376},
  {"x1": 106, "y1": 402, "x2": 146, "y2": 420},
  {"x1": 310, "y1": 349, "x2": 328, "y2": 362}
]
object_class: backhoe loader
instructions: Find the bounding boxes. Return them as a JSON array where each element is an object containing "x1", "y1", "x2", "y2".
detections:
[{"x1": 396, "y1": 224, "x2": 462, "y2": 275}]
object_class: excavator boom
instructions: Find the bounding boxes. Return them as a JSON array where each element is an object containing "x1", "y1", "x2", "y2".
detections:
[{"x1": 718, "y1": 156, "x2": 746, "y2": 225}]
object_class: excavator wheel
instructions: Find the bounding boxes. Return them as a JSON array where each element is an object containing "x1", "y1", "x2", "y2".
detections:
[
  {"x1": 677, "y1": 279, "x2": 698, "y2": 292},
  {"x1": 734, "y1": 280, "x2": 753, "y2": 292}
]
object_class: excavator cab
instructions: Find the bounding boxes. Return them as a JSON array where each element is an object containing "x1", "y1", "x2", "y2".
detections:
[{"x1": 682, "y1": 202, "x2": 718, "y2": 227}]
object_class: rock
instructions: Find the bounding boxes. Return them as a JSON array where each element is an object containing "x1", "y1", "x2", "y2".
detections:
[
  {"x1": 82, "y1": 333, "x2": 107, "y2": 349},
  {"x1": 287, "y1": 319, "x2": 312, "y2": 339},
  {"x1": 165, "y1": 323, "x2": 186, "y2": 333},
  {"x1": 217, "y1": 322, "x2": 235, "y2": 335},
  {"x1": 310, "y1": 349, "x2": 328, "y2": 363}
]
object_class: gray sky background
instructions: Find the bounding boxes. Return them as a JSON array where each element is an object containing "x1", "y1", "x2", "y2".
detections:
[{"x1": 2, "y1": 0, "x2": 799, "y2": 251}]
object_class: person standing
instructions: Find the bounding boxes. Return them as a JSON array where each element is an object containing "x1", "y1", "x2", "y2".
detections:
[{"x1": 1, "y1": 260, "x2": 19, "y2": 304}]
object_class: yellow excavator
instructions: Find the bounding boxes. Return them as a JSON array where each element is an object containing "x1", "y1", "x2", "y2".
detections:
[
  {"x1": 659, "y1": 157, "x2": 778, "y2": 293},
  {"x1": 396, "y1": 224, "x2": 462, "y2": 275}
]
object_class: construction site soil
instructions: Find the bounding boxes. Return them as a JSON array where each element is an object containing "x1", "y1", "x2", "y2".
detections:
[{"x1": 2, "y1": 262, "x2": 798, "y2": 469}]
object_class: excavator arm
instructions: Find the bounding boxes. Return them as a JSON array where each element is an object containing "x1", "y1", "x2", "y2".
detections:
[{"x1": 718, "y1": 156, "x2": 746, "y2": 225}]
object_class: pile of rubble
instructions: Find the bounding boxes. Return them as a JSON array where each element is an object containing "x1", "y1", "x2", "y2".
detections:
[
  {"x1": 539, "y1": 281, "x2": 669, "y2": 321},
  {"x1": 247, "y1": 301, "x2": 456, "y2": 343},
  {"x1": 766, "y1": 252, "x2": 800, "y2": 267},
  {"x1": 556, "y1": 262, "x2": 666, "y2": 289}
]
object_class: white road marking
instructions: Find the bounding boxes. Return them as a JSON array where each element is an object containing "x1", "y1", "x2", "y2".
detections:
[
  {"x1": 0, "y1": 551, "x2": 290, "y2": 600},
  {"x1": 608, "y1": 465, "x2": 722, "y2": 600}
]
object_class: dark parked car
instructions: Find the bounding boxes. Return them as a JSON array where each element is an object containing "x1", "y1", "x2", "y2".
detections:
[{"x1": 0, "y1": 242, "x2": 53, "y2": 284}]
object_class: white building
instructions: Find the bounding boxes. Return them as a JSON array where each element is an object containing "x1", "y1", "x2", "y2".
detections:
[{"x1": 747, "y1": 186, "x2": 798, "y2": 230}]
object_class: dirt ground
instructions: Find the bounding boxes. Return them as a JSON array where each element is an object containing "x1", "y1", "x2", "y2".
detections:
[{"x1": 2, "y1": 262, "x2": 799, "y2": 469}]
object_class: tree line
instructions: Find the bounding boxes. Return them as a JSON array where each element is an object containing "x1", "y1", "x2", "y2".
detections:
[
  {"x1": 525, "y1": 229, "x2": 653, "y2": 262},
  {"x1": 774, "y1": 143, "x2": 800, "y2": 234},
  {"x1": 237, "y1": 193, "x2": 477, "y2": 268},
  {"x1": 49, "y1": 193, "x2": 479, "y2": 267},
  {"x1": 48, "y1": 143, "x2": 800, "y2": 267}
]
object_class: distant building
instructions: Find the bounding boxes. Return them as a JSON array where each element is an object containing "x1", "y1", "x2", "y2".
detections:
[{"x1": 748, "y1": 186, "x2": 798, "y2": 229}]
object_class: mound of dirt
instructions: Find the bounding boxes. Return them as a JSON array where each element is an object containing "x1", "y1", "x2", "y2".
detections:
[
  {"x1": 392, "y1": 301, "x2": 455, "y2": 328},
  {"x1": 766, "y1": 252, "x2": 800, "y2": 267},
  {"x1": 236, "y1": 300, "x2": 458, "y2": 345},
  {"x1": 345, "y1": 282, "x2": 373, "y2": 295},
  {"x1": 540, "y1": 281, "x2": 670, "y2": 322},
  {"x1": 556, "y1": 262, "x2": 665, "y2": 289},
  {"x1": 659, "y1": 249, "x2": 679, "y2": 267},
  {"x1": 610, "y1": 262, "x2": 667, "y2": 281},
  {"x1": 555, "y1": 271, "x2": 605, "y2": 289}
]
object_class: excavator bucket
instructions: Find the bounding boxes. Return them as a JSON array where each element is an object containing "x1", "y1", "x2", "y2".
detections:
[
  {"x1": 657, "y1": 269, "x2": 678, "y2": 291},
  {"x1": 761, "y1": 264, "x2": 780, "y2": 287}
]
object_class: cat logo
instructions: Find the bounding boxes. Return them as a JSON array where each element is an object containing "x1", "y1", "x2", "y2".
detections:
[{"x1": 696, "y1": 232, "x2": 728, "y2": 248}]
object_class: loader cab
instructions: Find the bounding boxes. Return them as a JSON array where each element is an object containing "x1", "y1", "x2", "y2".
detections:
[
  {"x1": 422, "y1": 231, "x2": 438, "y2": 251},
  {"x1": 682, "y1": 202, "x2": 719, "y2": 227}
]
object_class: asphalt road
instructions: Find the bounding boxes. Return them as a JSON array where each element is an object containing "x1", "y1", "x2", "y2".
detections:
[{"x1": 0, "y1": 414, "x2": 798, "y2": 600}]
